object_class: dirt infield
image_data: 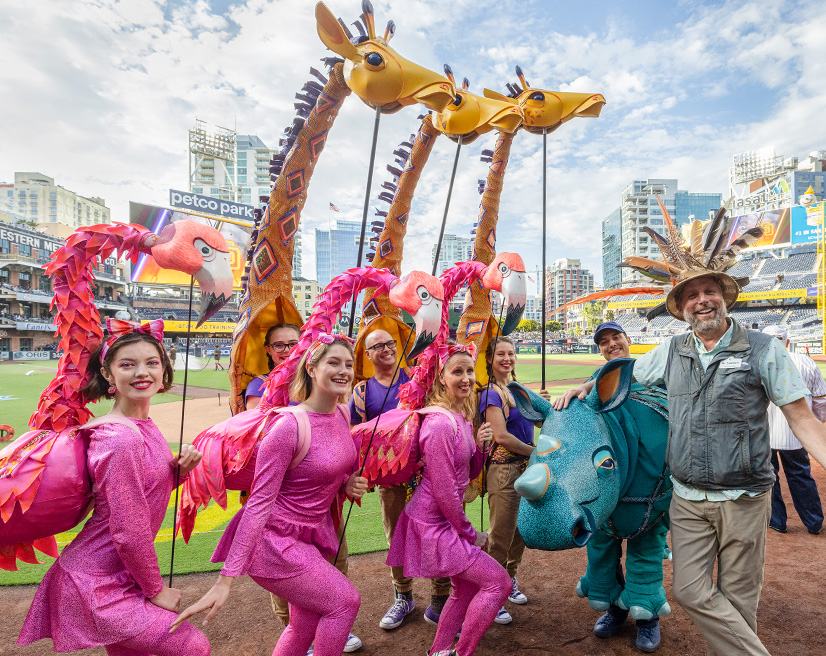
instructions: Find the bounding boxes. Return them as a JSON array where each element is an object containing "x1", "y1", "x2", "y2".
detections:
[{"x1": 5, "y1": 462, "x2": 825, "y2": 655}]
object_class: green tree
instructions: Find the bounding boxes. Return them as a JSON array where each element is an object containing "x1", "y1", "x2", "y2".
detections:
[
  {"x1": 546, "y1": 320, "x2": 562, "y2": 332},
  {"x1": 605, "y1": 309, "x2": 615, "y2": 321},
  {"x1": 517, "y1": 319, "x2": 540, "y2": 332},
  {"x1": 581, "y1": 300, "x2": 606, "y2": 332}
]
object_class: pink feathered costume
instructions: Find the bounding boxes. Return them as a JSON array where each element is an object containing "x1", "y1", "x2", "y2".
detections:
[
  {"x1": 387, "y1": 410, "x2": 510, "y2": 656},
  {"x1": 211, "y1": 407, "x2": 360, "y2": 656},
  {"x1": 18, "y1": 419, "x2": 210, "y2": 656}
]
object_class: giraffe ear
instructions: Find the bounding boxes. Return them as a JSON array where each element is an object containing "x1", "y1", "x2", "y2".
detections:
[
  {"x1": 483, "y1": 88, "x2": 518, "y2": 105},
  {"x1": 316, "y1": 2, "x2": 362, "y2": 62}
]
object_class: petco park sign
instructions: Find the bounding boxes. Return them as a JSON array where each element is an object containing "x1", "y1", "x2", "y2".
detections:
[{"x1": 169, "y1": 189, "x2": 255, "y2": 220}]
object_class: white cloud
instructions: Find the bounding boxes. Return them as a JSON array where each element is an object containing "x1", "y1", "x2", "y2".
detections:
[{"x1": 1, "y1": 0, "x2": 823, "y2": 286}]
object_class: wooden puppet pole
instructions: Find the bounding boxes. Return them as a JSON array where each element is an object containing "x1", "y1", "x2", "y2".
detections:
[
  {"x1": 431, "y1": 135, "x2": 463, "y2": 275},
  {"x1": 168, "y1": 276, "x2": 194, "y2": 586},
  {"x1": 348, "y1": 105, "x2": 383, "y2": 337},
  {"x1": 540, "y1": 128, "x2": 547, "y2": 390},
  {"x1": 480, "y1": 300, "x2": 506, "y2": 531}
]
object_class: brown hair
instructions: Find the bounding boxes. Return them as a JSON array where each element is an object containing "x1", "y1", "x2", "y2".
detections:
[
  {"x1": 485, "y1": 335, "x2": 517, "y2": 382},
  {"x1": 82, "y1": 332, "x2": 174, "y2": 401},
  {"x1": 289, "y1": 339, "x2": 355, "y2": 404},
  {"x1": 265, "y1": 323, "x2": 301, "y2": 370},
  {"x1": 424, "y1": 351, "x2": 477, "y2": 422}
]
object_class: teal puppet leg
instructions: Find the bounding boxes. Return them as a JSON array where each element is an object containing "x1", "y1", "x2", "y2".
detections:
[
  {"x1": 616, "y1": 522, "x2": 671, "y2": 620},
  {"x1": 576, "y1": 529, "x2": 623, "y2": 612}
]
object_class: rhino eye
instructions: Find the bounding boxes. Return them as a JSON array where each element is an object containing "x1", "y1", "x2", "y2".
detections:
[{"x1": 592, "y1": 447, "x2": 616, "y2": 479}]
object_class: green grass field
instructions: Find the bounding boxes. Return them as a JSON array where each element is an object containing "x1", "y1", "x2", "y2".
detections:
[{"x1": 0, "y1": 352, "x2": 601, "y2": 586}]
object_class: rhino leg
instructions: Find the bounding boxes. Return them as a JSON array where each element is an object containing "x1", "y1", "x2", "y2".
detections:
[
  {"x1": 576, "y1": 529, "x2": 623, "y2": 611},
  {"x1": 615, "y1": 523, "x2": 671, "y2": 619}
]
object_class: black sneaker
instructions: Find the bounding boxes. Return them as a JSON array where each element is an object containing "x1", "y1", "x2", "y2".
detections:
[
  {"x1": 593, "y1": 606, "x2": 629, "y2": 638},
  {"x1": 635, "y1": 618, "x2": 661, "y2": 653}
]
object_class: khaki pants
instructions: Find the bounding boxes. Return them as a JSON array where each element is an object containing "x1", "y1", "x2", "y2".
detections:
[
  {"x1": 485, "y1": 462, "x2": 525, "y2": 578},
  {"x1": 271, "y1": 519, "x2": 350, "y2": 626},
  {"x1": 670, "y1": 491, "x2": 772, "y2": 656},
  {"x1": 379, "y1": 485, "x2": 451, "y2": 596}
]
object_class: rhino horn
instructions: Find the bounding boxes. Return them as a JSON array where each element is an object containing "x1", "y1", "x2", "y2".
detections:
[{"x1": 514, "y1": 463, "x2": 552, "y2": 500}]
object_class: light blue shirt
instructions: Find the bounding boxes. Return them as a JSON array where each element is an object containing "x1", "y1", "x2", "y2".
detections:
[{"x1": 634, "y1": 319, "x2": 808, "y2": 501}]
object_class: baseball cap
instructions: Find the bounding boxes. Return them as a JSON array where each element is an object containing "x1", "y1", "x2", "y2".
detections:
[
  {"x1": 594, "y1": 321, "x2": 626, "y2": 344},
  {"x1": 762, "y1": 325, "x2": 788, "y2": 340}
]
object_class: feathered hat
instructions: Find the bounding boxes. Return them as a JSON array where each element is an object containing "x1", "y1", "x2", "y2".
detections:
[{"x1": 619, "y1": 196, "x2": 763, "y2": 321}]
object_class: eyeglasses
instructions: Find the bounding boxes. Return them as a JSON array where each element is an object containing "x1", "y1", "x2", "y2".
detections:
[
  {"x1": 367, "y1": 340, "x2": 397, "y2": 353},
  {"x1": 267, "y1": 341, "x2": 298, "y2": 352}
]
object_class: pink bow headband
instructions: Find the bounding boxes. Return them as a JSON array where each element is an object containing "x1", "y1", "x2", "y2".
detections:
[
  {"x1": 437, "y1": 342, "x2": 477, "y2": 371},
  {"x1": 102, "y1": 318, "x2": 165, "y2": 358},
  {"x1": 306, "y1": 332, "x2": 354, "y2": 361}
]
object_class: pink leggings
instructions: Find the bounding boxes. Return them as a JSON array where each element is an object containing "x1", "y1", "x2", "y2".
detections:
[
  {"x1": 105, "y1": 610, "x2": 210, "y2": 656},
  {"x1": 430, "y1": 550, "x2": 511, "y2": 656},
  {"x1": 251, "y1": 553, "x2": 360, "y2": 656}
]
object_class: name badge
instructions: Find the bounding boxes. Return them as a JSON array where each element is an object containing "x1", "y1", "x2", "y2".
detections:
[{"x1": 719, "y1": 357, "x2": 743, "y2": 369}]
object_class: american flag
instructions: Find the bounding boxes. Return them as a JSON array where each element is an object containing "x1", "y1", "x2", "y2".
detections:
[{"x1": 329, "y1": 202, "x2": 340, "y2": 212}]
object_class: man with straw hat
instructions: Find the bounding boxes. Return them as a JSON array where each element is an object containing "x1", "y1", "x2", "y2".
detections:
[{"x1": 555, "y1": 202, "x2": 826, "y2": 655}]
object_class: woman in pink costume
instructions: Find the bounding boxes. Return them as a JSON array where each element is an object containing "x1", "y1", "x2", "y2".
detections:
[
  {"x1": 18, "y1": 320, "x2": 208, "y2": 655},
  {"x1": 173, "y1": 334, "x2": 368, "y2": 656},
  {"x1": 387, "y1": 343, "x2": 510, "y2": 656}
]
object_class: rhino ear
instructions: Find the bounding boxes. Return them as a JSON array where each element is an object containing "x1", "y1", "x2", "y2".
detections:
[
  {"x1": 508, "y1": 382, "x2": 550, "y2": 422},
  {"x1": 588, "y1": 357, "x2": 635, "y2": 414}
]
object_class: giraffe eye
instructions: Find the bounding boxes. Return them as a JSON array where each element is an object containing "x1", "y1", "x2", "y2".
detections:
[
  {"x1": 364, "y1": 51, "x2": 384, "y2": 69},
  {"x1": 529, "y1": 91, "x2": 544, "y2": 101}
]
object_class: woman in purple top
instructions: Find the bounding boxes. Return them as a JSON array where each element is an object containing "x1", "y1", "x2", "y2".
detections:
[
  {"x1": 478, "y1": 336, "x2": 549, "y2": 625},
  {"x1": 387, "y1": 343, "x2": 510, "y2": 656},
  {"x1": 18, "y1": 321, "x2": 208, "y2": 655},
  {"x1": 245, "y1": 323, "x2": 300, "y2": 410},
  {"x1": 173, "y1": 334, "x2": 369, "y2": 656}
]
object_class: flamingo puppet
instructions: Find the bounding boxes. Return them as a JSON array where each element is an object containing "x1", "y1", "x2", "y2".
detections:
[
  {"x1": 353, "y1": 251, "x2": 527, "y2": 488},
  {"x1": 0, "y1": 221, "x2": 234, "y2": 571},
  {"x1": 178, "y1": 267, "x2": 445, "y2": 542}
]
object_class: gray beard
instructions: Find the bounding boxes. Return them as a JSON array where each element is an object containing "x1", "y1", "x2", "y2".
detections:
[{"x1": 687, "y1": 305, "x2": 726, "y2": 335}]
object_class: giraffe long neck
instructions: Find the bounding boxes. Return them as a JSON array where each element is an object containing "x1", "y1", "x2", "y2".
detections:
[
  {"x1": 230, "y1": 63, "x2": 352, "y2": 414},
  {"x1": 360, "y1": 115, "x2": 441, "y2": 325},
  {"x1": 398, "y1": 261, "x2": 484, "y2": 411},
  {"x1": 456, "y1": 130, "x2": 516, "y2": 349},
  {"x1": 260, "y1": 267, "x2": 396, "y2": 410},
  {"x1": 30, "y1": 224, "x2": 152, "y2": 432}
]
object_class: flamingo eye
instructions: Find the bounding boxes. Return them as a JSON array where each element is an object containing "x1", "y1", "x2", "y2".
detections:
[
  {"x1": 498, "y1": 263, "x2": 509, "y2": 274},
  {"x1": 418, "y1": 287, "x2": 430, "y2": 301},
  {"x1": 193, "y1": 238, "x2": 216, "y2": 262}
]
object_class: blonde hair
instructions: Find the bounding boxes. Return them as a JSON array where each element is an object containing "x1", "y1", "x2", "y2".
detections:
[
  {"x1": 289, "y1": 339, "x2": 355, "y2": 404},
  {"x1": 424, "y1": 352, "x2": 477, "y2": 422}
]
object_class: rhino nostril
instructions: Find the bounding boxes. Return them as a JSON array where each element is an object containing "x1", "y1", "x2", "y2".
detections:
[{"x1": 572, "y1": 518, "x2": 592, "y2": 547}]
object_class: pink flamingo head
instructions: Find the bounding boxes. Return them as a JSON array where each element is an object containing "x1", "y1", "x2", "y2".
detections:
[
  {"x1": 389, "y1": 271, "x2": 444, "y2": 360},
  {"x1": 481, "y1": 252, "x2": 527, "y2": 335}
]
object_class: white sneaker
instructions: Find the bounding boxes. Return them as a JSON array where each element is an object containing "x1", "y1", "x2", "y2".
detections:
[
  {"x1": 343, "y1": 632, "x2": 363, "y2": 652},
  {"x1": 494, "y1": 606, "x2": 513, "y2": 624},
  {"x1": 508, "y1": 577, "x2": 528, "y2": 605}
]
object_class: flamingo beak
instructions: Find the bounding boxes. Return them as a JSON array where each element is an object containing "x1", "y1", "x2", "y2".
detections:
[
  {"x1": 407, "y1": 297, "x2": 442, "y2": 361},
  {"x1": 193, "y1": 249, "x2": 233, "y2": 327},
  {"x1": 500, "y1": 269, "x2": 527, "y2": 335}
]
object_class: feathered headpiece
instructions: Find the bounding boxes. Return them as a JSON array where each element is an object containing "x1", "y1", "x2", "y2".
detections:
[{"x1": 619, "y1": 195, "x2": 763, "y2": 321}]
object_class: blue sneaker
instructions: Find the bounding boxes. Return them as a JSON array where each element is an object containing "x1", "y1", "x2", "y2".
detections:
[
  {"x1": 635, "y1": 618, "x2": 661, "y2": 653},
  {"x1": 594, "y1": 606, "x2": 629, "y2": 638},
  {"x1": 379, "y1": 594, "x2": 415, "y2": 630},
  {"x1": 423, "y1": 605, "x2": 440, "y2": 625}
]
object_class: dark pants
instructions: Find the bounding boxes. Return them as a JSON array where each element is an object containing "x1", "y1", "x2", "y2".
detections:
[{"x1": 771, "y1": 448, "x2": 824, "y2": 533}]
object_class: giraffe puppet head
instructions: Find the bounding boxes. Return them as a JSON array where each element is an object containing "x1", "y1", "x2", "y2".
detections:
[
  {"x1": 433, "y1": 65, "x2": 524, "y2": 144},
  {"x1": 316, "y1": 1, "x2": 455, "y2": 114},
  {"x1": 485, "y1": 65, "x2": 606, "y2": 135}
]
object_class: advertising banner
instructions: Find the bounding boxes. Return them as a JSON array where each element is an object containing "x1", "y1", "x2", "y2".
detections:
[
  {"x1": 15, "y1": 321, "x2": 57, "y2": 332},
  {"x1": 129, "y1": 202, "x2": 251, "y2": 289},
  {"x1": 791, "y1": 202, "x2": 825, "y2": 246},
  {"x1": 169, "y1": 189, "x2": 255, "y2": 221},
  {"x1": 161, "y1": 320, "x2": 236, "y2": 333},
  {"x1": 725, "y1": 207, "x2": 790, "y2": 251},
  {"x1": 13, "y1": 351, "x2": 50, "y2": 360}
]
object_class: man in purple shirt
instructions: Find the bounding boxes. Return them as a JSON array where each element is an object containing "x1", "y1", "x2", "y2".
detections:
[{"x1": 349, "y1": 329, "x2": 451, "y2": 631}]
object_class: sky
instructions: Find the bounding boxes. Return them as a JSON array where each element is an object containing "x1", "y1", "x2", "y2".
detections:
[{"x1": 2, "y1": 0, "x2": 824, "y2": 288}]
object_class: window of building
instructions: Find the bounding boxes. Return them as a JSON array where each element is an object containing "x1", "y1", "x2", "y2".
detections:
[
  {"x1": 20, "y1": 338, "x2": 33, "y2": 351},
  {"x1": 19, "y1": 271, "x2": 31, "y2": 288},
  {"x1": 18, "y1": 191, "x2": 26, "y2": 198},
  {"x1": 0, "y1": 268, "x2": 8, "y2": 283},
  {"x1": 50, "y1": 192, "x2": 56, "y2": 200},
  {"x1": 18, "y1": 243, "x2": 32, "y2": 258},
  {"x1": 49, "y1": 208, "x2": 57, "y2": 216},
  {"x1": 238, "y1": 168, "x2": 247, "y2": 175},
  {"x1": 30, "y1": 191, "x2": 38, "y2": 198},
  {"x1": 39, "y1": 276, "x2": 51, "y2": 293},
  {"x1": 0, "y1": 338, "x2": 10, "y2": 353}
]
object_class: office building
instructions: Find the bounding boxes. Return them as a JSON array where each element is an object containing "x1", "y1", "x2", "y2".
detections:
[
  {"x1": 546, "y1": 258, "x2": 594, "y2": 326},
  {"x1": 315, "y1": 219, "x2": 370, "y2": 288},
  {"x1": 431, "y1": 233, "x2": 474, "y2": 276}
]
